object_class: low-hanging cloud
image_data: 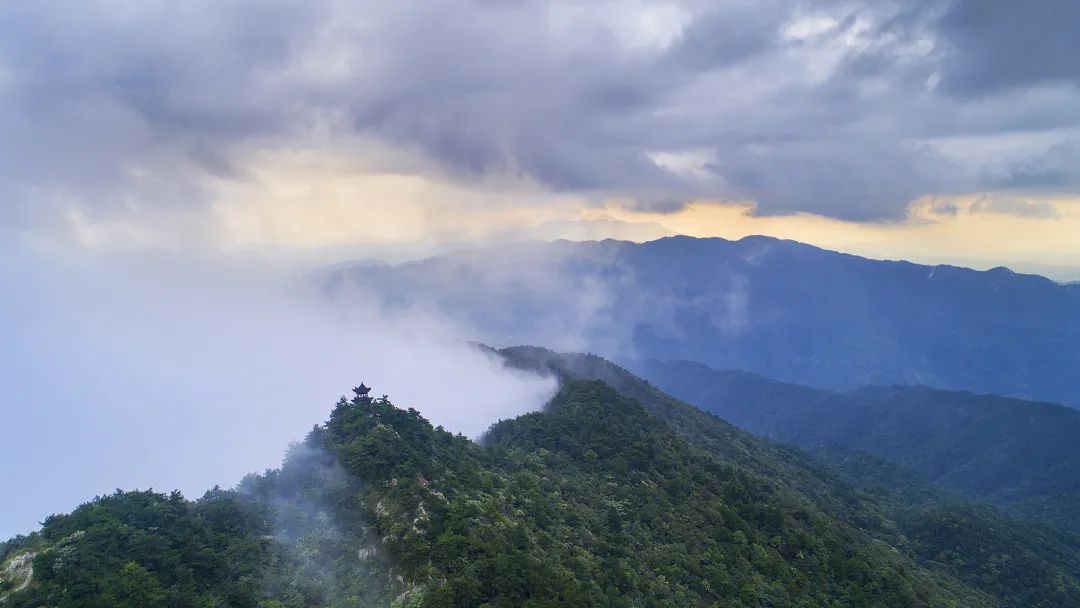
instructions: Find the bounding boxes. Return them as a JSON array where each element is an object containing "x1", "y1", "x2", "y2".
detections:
[
  {"x1": 325, "y1": 235, "x2": 761, "y2": 365},
  {"x1": 0, "y1": 244, "x2": 557, "y2": 540}
]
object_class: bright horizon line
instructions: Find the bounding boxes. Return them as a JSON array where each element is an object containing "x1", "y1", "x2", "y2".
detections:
[{"x1": 335, "y1": 231, "x2": 1080, "y2": 285}]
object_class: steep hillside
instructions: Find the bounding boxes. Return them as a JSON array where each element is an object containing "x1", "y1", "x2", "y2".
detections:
[
  {"x1": 7, "y1": 363, "x2": 1080, "y2": 607},
  {"x1": 497, "y1": 347, "x2": 1080, "y2": 606},
  {"x1": 0, "y1": 490, "x2": 324, "y2": 608},
  {"x1": 629, "y1": 358, "x2": 1080, "y2": 532},
  {"x1": 329, "y1": 236, "x2": 1080, "y2": 406}
]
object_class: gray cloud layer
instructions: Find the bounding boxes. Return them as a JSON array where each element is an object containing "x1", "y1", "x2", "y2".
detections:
[{"x1": 2, "y1": 0, "x2": 1079, "y2": 226}]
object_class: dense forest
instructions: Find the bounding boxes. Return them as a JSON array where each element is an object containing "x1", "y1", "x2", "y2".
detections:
[
  {"x1": 6, "y1": 349, "x2": 1080, "y2": 606},
  {"x1": 0, "y1": 489, "x2": 320, "y2": 607},
  {"x1": 628, "y1": 357, "x2": 1080, "y2": 533},
  {"x1": 497, "y1": 348, "x2": 1080, "y2": 606}
]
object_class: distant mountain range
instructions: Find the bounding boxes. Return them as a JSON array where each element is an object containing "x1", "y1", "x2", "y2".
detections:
[{"x1": 328, "y1": 236, "x2": 1080, "y2": 406}]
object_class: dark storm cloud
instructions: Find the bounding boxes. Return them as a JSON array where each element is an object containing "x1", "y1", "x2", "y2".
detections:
[
  {"x1": 936, "y1": 0, "x2": 1080, "y2": 96},
  {"x1": 341, "y1": 0, "x2": 689, "y2": 197},
  {"x1": 0, "y1": 0, "x2": 328, "y2": 231},
  {"x1": 705, "y1": 137, "x2": 955, "y2": 220},
  {"x1": 662, "y1": 4, "x2": 781, "y2": 71},
  {"x1": 985, "y1": 140, "x2": 1080, "y2": 191},
  {"x1": 2, "y1": 0, "x2": 1079, "y2": 228}
]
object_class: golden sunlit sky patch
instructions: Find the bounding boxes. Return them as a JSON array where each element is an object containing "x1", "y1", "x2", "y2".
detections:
[
  {"x1": 38, "y1": 146, "x2": 1080, "y2": 282},
  {"x1": 594, "y1": 196, "x2": 1080, "y2": 279}
]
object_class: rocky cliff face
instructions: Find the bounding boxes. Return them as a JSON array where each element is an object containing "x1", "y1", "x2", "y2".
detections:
[{"x1": 0, "y1": 552, "x2": 35, "y2": 602}]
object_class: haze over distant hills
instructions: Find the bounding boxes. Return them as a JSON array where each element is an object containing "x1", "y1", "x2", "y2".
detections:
[{"x1": 329, "y1": 236, "x2": 1080, "y2": 407}]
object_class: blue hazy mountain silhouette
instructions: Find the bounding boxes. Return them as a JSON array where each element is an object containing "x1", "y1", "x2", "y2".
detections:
[{"x1": 329, "y1": 235, "x2": 1080, "y2": 406}]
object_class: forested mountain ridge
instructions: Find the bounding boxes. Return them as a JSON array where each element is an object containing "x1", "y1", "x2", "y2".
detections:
[
  {"x1": 627, "y1": 357, "x2": 1080, "y2": 534},
  {"x1": 2, "y1": 381, "x2": 995, "y2": 608},
  {"x1": 329, "y1": 236, "x2": 1080, "y2": 406},
  {"x1": 6, "y1": 352, "x2": 1080, "y2": 606},
  {"x1": 495, "y1": 347, "x2": 1080, "y2": 606}
]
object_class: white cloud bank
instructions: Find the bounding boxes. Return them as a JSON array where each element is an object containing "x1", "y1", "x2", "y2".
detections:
[{"x1": 0, "y1": 246, "x2": 556, "y2": 539}]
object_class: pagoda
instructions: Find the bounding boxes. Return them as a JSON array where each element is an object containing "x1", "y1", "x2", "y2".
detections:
[{"x1": 352, "y1": 383, "x2": 373, "y2": 405}]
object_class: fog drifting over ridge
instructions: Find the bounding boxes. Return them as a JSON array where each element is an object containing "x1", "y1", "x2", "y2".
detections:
[{"x1": 0, "y1": 245, "x2": 557, "y2": 540}]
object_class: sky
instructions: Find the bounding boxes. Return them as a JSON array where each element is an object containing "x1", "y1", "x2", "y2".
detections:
[
  {"x1": 2, "y1": 0, "x2": 1080, "y2": 271},
  {"x1": 3, "y1": 0, "x2": 1080, "y2": 537}
]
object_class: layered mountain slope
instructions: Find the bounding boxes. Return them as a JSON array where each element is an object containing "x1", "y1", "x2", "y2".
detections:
[
  {"x1": 628, "y1": 357, "x2": 1080, "y2": 532},
  {"x1": 496, "y1": 346, "x2": 1080, "y2": 606},
  {"x1": 2, "y1": 382, "x2": 987, "y2": 608},
  {"x1": 7, "y1": 358, "x2": 1080, "y2": 607},
  {"x1": 329, "y1": 236, "x2": 1080, "y2": 405}
]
